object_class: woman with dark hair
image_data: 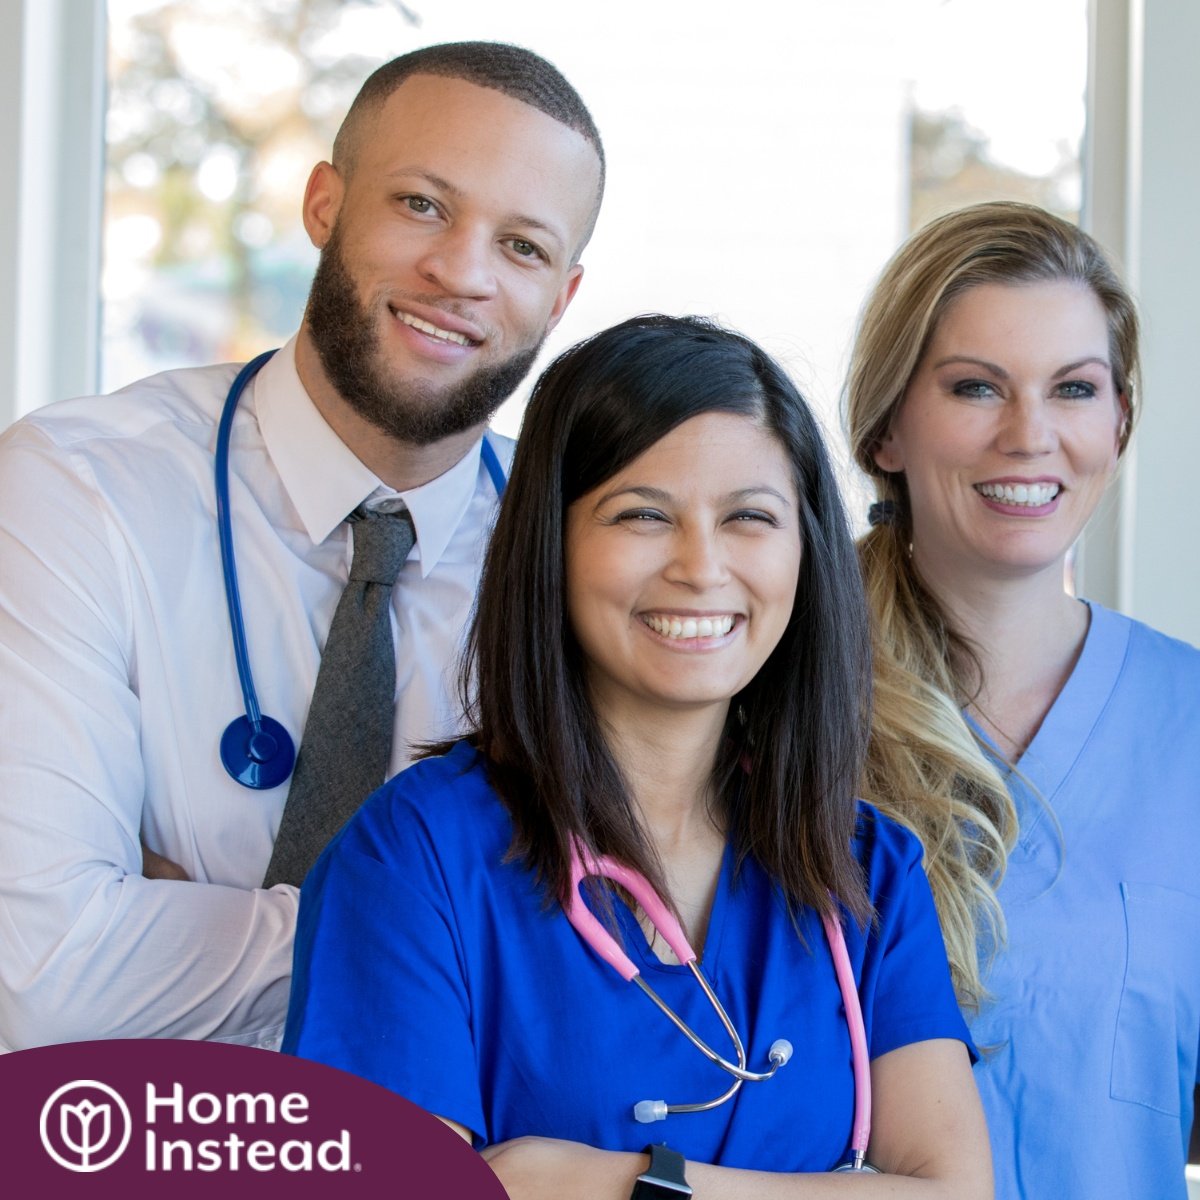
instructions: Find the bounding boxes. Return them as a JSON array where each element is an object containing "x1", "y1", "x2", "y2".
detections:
[{"x1": 285, "y1": 315, "x2": 990, "y2": 1196}]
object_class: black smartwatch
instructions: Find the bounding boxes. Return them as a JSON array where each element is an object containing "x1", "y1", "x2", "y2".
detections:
[{"x1": 631, "y1": 1143, "x2": 692, "y2": 1198}]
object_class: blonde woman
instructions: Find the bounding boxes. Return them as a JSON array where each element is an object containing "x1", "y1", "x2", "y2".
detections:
[{"x1": 846, "y1": 201, "x2": 1200, "y2": 1199}]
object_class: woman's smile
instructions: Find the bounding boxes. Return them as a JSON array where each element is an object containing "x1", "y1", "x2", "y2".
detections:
[
  {"x1": 873, "y1": 280, "x2": 1124, "y2": 585},
  {"x1": 638, "y1": 612, "x2": 739, "y2": 643},
  {"x1": 565, "y1": 411, "x2": 801, "y2": 722}
]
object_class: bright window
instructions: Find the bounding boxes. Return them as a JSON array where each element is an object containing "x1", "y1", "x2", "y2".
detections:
[{"x1": 103, "y1": 0, "x2": 1088, "y2": 458}]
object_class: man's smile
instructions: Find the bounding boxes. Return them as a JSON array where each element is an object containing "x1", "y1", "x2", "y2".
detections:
[{"x1": 392, "y1": 307, "x2": 481, "y2": 348}]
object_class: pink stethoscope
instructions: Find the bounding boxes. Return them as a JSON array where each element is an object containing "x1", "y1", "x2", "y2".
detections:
[{"x1": 565, "y1": 842, "x2": 876, "y2": 1174}]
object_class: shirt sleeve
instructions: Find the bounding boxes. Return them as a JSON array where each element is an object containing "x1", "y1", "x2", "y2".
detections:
[
  {"x1": 284, "y1": 791, "x2": 485, "y2": 1140},
  {"x1": 0, "y1": 424, "x2": 296, "y2": 1049},
  {"x1": 856, "y1": 812, "x2": 976, "y2": 1062}
]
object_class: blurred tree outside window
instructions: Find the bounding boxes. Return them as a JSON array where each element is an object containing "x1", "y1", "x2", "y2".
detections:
[
  {"x1": 102, "y1": 0, "x2": 1088, "y2": 445},
  {"x1": 909, "y1": 108, "x2": 1080, "y2": 232},
  {"x1": 104, "y1": 0, "x2": 415, "y2": 388}
]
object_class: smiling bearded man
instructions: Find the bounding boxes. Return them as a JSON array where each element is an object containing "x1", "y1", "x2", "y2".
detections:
[
  {"x1": 305, "y1": 216, "x2": 545, "y2": 447},
  {"x1": 0, "y1": 40, "x2": 604, "y2": 1054}
]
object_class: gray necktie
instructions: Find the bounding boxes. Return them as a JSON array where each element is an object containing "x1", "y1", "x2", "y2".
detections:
[{"x1": 262, "y1": 505, "x2": 415, "y2": 888}]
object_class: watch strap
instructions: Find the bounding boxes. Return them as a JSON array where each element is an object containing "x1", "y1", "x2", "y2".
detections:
[{"x1": 631, "y1": 1143, "x2": 692, "y2": 1198}]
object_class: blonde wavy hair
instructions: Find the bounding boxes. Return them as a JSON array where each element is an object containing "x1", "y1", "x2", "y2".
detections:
[{"x1": 846, "y1": 201, "x2": 1140, "y2": 1009}]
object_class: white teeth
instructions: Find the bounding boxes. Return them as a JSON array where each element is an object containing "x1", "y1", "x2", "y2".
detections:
[
  {"x1": 397, "y1": 310, "x2": 472, "y2": 346},
  {"x1": 976, "y1": 482, "x2": 1060, "y2": 507},
  {"x1": 643, "y1": 615, "x2": 735, "y2": 640}
]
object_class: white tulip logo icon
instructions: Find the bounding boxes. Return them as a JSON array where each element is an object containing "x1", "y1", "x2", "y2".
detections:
[
  {"x1": 39, "y1": 1080, "x2": 132, "y2": 1172},
  {"x1": 61, "y1": 1098, "x2": 109, "y2": 1163}
]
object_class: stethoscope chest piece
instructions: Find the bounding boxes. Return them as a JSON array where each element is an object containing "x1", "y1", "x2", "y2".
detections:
[
  {"x1": 832, "y1": 1158, "x2": 881, "y2": 1174},
  {"x1": 219, "y1": 714, "x2": 296, "y2": 790}
]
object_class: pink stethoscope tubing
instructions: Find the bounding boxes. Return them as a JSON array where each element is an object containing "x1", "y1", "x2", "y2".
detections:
[{"x1": 564, "y1": 841, "x2": 873, "y2": 1172}]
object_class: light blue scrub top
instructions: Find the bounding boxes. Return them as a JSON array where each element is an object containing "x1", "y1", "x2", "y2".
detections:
[{"x1": 969, "y1": 602, "x2": 1200, "y2": 1200}]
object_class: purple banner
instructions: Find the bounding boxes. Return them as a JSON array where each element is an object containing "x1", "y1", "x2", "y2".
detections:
[{"x1": 0, "y1": 1039, "x2": 507, "y2": 1198}]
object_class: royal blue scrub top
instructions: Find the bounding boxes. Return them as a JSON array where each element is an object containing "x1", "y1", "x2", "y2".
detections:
[{"x1": 285, "y1": 740, "x2": 972, "y2": 1173}]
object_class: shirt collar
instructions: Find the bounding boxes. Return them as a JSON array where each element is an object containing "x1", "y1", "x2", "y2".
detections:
[{"x1": 255, "y1": 336, "x2": 487, "y2": 577}]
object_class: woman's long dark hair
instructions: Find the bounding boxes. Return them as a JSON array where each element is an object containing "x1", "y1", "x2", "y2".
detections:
[{"x1": 457, "y1": 314, "x2": 872, "y2": 922}]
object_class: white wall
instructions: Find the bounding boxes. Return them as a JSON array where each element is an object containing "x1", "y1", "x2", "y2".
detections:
[
  {"x1": 0, "y1": 0, "x2": 106, "y2": 427},
  {"x1": 1123, "y1": 0, "x2": 1200, "y2": 644},
  {"x1": 1078, "y1": 0, "x2": 1200, "y2": 646}
]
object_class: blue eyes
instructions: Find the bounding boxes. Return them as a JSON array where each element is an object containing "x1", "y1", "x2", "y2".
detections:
[
  {"x1": 953, "y1": 381, "x2": 996, "y2": 399},
  {"x1": 1056, "y1": 380, "x2": 1098, "y2": 399},
  {"x1": 952, "y1": 379, "x2": 1099, "y2": 400}
]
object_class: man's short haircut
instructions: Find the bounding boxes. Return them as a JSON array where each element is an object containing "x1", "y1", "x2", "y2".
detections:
[{"x1": 332, "y1": 40, "x2": 605, "y2": 204}]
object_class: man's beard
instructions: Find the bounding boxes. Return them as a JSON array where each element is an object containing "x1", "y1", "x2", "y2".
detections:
[{"x1": 305, "y1": 228, "x2": 544, "y2": 447}]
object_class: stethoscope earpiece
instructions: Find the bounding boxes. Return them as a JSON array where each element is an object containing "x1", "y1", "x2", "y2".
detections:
[
  {"x1": 633, "y1": 1100, "x2": 668, "y2": 1124},
  {"x1": 219, "y1": 714, "x2": 296, "y2": 790}
]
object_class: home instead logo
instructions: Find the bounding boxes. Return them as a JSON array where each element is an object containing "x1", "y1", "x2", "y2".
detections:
[
  {"x1": 6, "y1": 1040, "x2": 508, "y2": 1197},
  {"x1": 39, "y1": 1079, "x2": 133, "y2": 1172},
  {"x1": 39, "y1": 1078, "x2": 350, "y2": 1175}
]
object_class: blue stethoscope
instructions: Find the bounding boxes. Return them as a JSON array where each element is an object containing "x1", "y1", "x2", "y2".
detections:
[{"x1": 215, "y1": 348, "x2": 507, "y2": 790}]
